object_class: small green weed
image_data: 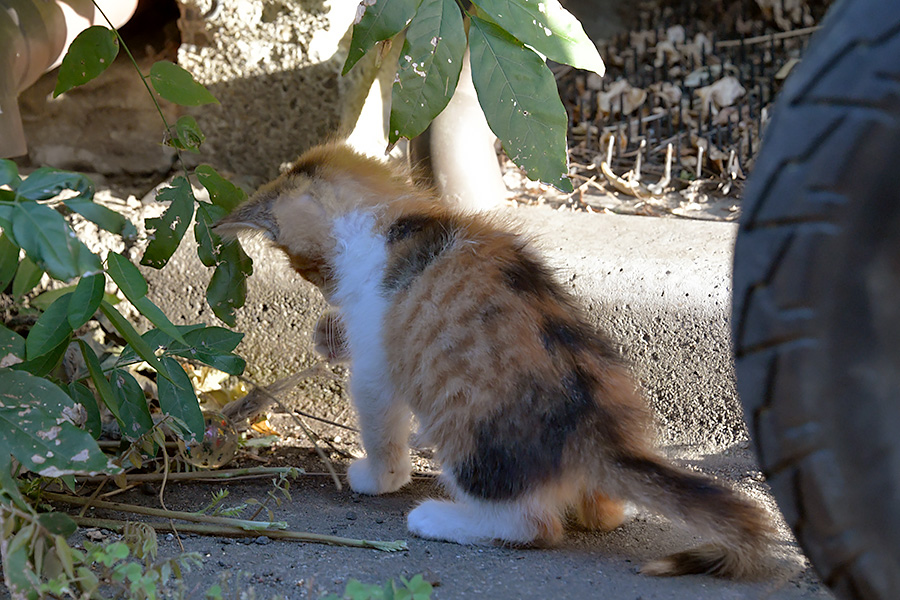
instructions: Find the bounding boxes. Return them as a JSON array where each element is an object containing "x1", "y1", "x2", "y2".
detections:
[{"x1": 324, "y1": 574, "x2": 433, "y2": 600}]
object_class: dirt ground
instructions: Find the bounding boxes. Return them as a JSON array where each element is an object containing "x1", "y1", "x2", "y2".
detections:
[{"x1": 59, "y1": 438, "x2": 836, "y2": 600}]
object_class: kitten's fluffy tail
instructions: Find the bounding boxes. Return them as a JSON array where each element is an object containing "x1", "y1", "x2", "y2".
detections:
[{"x1": 612, "y1": 455, "x2": 775, "y2": 578}]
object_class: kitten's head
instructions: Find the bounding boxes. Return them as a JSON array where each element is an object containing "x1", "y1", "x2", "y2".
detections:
[{"x1": 214, "y1": 142, "x2": 421, "y2": 294}]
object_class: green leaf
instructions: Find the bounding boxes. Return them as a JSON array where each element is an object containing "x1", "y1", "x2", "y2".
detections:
[
  {"x1": 0, "y1": 368, "x2": 114, "y2": 476},
  {"x1": 0, "y1": 232, "x2": 19, "y2": 291},
  {"x1": 157, "y1": 357, "x2": 204, "y2": 440},
  {"x1": 31, "y1": 285, "x2": 76, "y2": 311},
  {"x1": 168, "y1": 115, "x2": 206, "y2": 153},
  {"x1": 0, "y1": 323, "x2": 25, "y2": 365},
  {"x1": 11, "y1": 255, "x2": 44, "y2": 297},
  {"x1": 11, "y1": 201, "x2": 102, "y2": 281},
  {"x1": 470, "y1": 0, "x2": 604, "y2": 74},
  {"x1": 195, "y1": 165, "x2": 247, "y2": 213},
  {"x1": 206, "y1": 241, "x2": 252, "y2": 327},
  {"x1": 194, "y1": 203, "x2": 227, "y2": 268},
  {"x1": 11, "y1": 337, "x2": 69, "y2": 377},
  {"x1": 53, "y1": 26, "x2": 119, "y2": 97},
  {"x1": 37, "y1": 512, "x2": 78, "y2": 537},
  {"x1": 108, "y1": 369, "x2": 154, "y2": 440},
  {"x1": 15, "y1": 167, "x2": 93, "y2": 201},
  {"x1": 141, "y1": 177, "x2": 195, "y2": 269},
  {"x1": 68, "y1": 273, "x2": 105, "y2": 329},
  {"x1": 468, "y1": 17, "x2": 572, "y2": 191},
  {"x1": 389, "y1": 0, "x2": 466, "y2": 144},
  {"x1": 343, "y1": 0, "x2": 424, "y2": 74},
  {"x1": 117, "y1": 324, "x2": 204, "y2": 365},
  {"x1": 149, "y1": 61, "x2": 219, "y2": 106},
  {"x1": 69, "y1": 382, "x2": 101, "y2": 439},
  {"x1": 106, "y1": 251, "x2": 148, "y2": 298},
  {"x1": 107, "y1": 251, "x2": 188, "y2": 346},
  {"x1": 26, "y1": 292, "x2": 74, "y2": 359},
  {"x1": 118, "y1": 325, "x2": 245, "y2": 376},
  {"x1": 0, "y1": 198, "x2": 12, "y2": 229},
  {"x1": 0, "y1": 457, "x2": 29, "y2": 510},
  {"x1": 63, "y1": 197, "x2": 137, "y2": 238},
  {"x1": 77, "y1": 339, "x2": 120, "y2": 420},
  {"x1": 0, "y1": 159, "x2": 20, "y2": 188},
  {"x1": 181, "y1": 327, "x2": 245, "y2": 375},
  {"x1": 98, "y1": 301, "x2": 178, "y2": 385}
]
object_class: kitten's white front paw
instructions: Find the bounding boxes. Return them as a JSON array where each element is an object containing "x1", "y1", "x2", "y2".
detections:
[
  {"x1": 407, "y1": 499, "x2": 480, "y2": 544},
  {"x1": 347, "y1": 457, "x2": 411, "y2": 495}
]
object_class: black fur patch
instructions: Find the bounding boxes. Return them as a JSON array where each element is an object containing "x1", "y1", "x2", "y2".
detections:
[
  {"x1": 540, "y1": 316, "x2": 619, "y2": 360},
  {"x1": 541, "y1": 317, "x2": 590, "y2": 352},
  {"x1": 478, "y1": 303, "x2": 503, "y2": 324},
  {"x1": 287, "y1": 158, "x2": 320, "y2": 178},
  {"x1": 501, "y1": 249, "x2": 563, "y2": 299},
  {"x1": 382, "y1": 214, "x2": 456, "y2": 292},
  {"x1": 452, "y1": 368, "x2": 598, "y2": 501}
]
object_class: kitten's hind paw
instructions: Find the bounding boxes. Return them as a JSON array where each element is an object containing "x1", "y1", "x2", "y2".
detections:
[
  {"x1": 347, "y1": 457, "x2": 411, "y2": 495},
  {"x1": 408, "y1": 499, "x2": 559, "y2": 546}
]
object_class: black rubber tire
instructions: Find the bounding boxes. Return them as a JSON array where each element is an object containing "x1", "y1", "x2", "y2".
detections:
[{"x1": 731, "y1": 2, "x2": 900, "y2": 599}]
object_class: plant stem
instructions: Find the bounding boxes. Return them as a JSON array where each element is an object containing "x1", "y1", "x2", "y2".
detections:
[
  {"x1": 91, "y1": 0, "x2": 188, "y2": 175},
  {"x1": 44, "y1": 492, "x2": 287, "y2": 531},
  {"x1": 72, "y1": 516, "x2": 408, "y2": 552}
]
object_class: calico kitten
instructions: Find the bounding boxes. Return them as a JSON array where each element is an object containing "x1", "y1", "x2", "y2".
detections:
[{"x1": 214, "y1": 142, "x2": 773, "y2": 578}]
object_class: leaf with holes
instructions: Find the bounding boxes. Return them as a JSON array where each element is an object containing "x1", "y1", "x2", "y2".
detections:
[
  {"x1": 206, "y1": 241, "x2": 252, "y2": 327},
  {"x1": 468, "y1": 17, "x2": 572, "y2": 191},
  {"x1": 0, "y1": 368, "x2": 114, "y2": 477},
  {"x1": 149, "y1": 61, "x2": 218, "y2": 106},
  {"x1": 141, "y1": 177, "x2": 195, "y2": 269},
  {"x1": 470, "y1": 0, "x2": 604, "y2": 74},
  {"x1": 69, "y1": 382, "x2": 101, "y2": 439},
  {"x1": 194, "y1": 203, "x2": 227, "y2": 268},
  {"x1": 53, "y1": 26, "x2": 119, "y2": 97},
  {"x1": 343, "y1": 0, "x2": 424, "y2": 74},
  {"x1": 195, "y1": 165, "x2": 246, "y2": 213},
  {"x1": 0, "y1": 323, "x2": 25, "y2": 367},
  {"x1": 389, "y1": 0, "x2": 466, "y2": 144},
  {"x1": 168, "y1": 115, "x2": 206, "y2": 153}
]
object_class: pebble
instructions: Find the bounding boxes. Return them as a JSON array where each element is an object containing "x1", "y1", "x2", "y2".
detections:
[
  {"x1": 255, "y1": 536, "x2": 271, "y2": 545},
  {"x1": 345, "y1": 511, "x2": 358, "y2": 520}
]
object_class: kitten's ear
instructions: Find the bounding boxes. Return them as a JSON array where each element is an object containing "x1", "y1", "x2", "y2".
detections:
[{"x1": 213, "y1": 195, "x2": 279, "y2": 241}]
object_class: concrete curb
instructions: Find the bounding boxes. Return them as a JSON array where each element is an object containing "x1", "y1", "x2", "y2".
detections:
[{"x1": 515, "y1": 206, "x2": 742, "y2": 451}]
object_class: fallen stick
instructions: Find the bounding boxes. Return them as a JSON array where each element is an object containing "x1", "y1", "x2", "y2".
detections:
[
  {"x1": 76, "y1": 466, "x2": 302, "y2": 484},
  {"x1": 72, "y1": 516, "x2": 408, "y2": 552}
]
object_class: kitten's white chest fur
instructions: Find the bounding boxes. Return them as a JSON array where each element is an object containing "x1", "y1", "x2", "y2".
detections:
[{"x1": 330, "y1": 210, "x2": 412, "y2": 494}]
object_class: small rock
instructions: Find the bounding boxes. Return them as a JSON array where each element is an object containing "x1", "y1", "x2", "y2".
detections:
[
  {"x1": 346, "y1": 511, "x2": 358, "y2": 520},
  {"x1": 255, "y1": 536, "x2": 271, "y2": 545},
  {"x1": 221, "y1": 538, "x2": 234, "y2": 545},
  {"x1": 375, "y1": 518, "x2": 384, "y2": 524}
]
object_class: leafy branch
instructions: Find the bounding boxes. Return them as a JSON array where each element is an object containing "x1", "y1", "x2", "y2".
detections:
[{"x1": 345, "y1": 0, "x2": 605, "y2": 191}]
